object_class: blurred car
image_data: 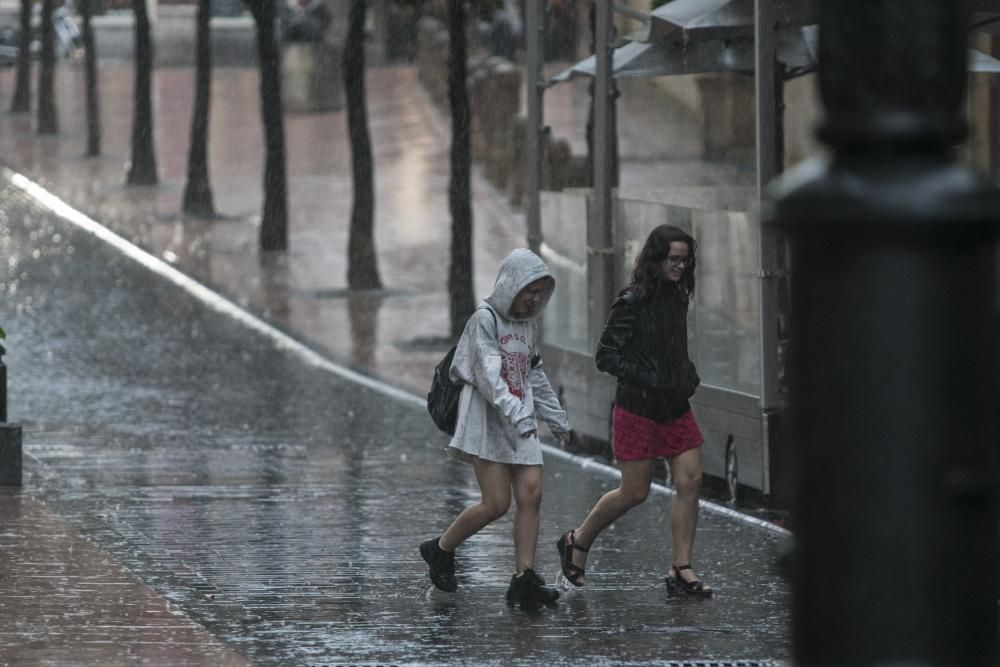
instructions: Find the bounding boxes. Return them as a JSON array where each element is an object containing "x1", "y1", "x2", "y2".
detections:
[{"x1": 0, "y1": 1, "x2": 83, "y2": 67}]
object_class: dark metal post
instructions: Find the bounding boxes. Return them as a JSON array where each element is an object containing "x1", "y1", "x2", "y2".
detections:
[
  {"x1": 0, "y1": 354, "x2": 6, "y2": 423},
  {"x1": 525, "y1": 0, "x2": 544, "y2": 254},
  {"x1": 0, "y1": 345, "x2": 21, "y2": 486},
  {"x1": 771, "y1": 1, "x2": 999, "y2": 665},
  {"x1": 588, "y1": 0, "x2": 615, "y2": 351},
  {"x1": 755, "y1": 0, "x2": 792, "y2": 505}
]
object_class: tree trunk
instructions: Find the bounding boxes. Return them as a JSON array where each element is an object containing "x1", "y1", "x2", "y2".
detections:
[
  {"x1": 447, "y1": 0, "x2": 474, "y2": 339},
  {"x1": 247, "y1": 0, "x2": 288, "y2": 251},
  {"x1": 37, "y1": 0, "x2": 58, "y2": 134},
  {"x1": 81, "y1": 0, "x2": 101, "y2": 156},
  {"x1": 128, "y1": 0, "x2": 158, "y2": 185},
  {"x1": 183, "y1": 0, "x2": 216, "y2": 216},
  {"x1": 344, "y1": 0, "x2": 382, "y2": 289},
  {"x1": 10, "y1": 0, "x2": 31, "y2": 113}
]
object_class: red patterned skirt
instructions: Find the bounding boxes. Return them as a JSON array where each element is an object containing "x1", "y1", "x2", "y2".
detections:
[{"x1": 612, "y1": 406, "x2": 704, "y2": 461}]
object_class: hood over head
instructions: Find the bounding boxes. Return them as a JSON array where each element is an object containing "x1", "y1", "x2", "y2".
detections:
[{"x1": 485, "y1": 249, "x2": 555, "y2": 321}]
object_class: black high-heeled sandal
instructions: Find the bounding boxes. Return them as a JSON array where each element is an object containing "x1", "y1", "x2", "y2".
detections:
[
  {"x1": 665, "y1": 564, "x2": 712, "y2": 598},
  {"x1": 556, "y1": 530, "x2": 589, "y2": 587}
]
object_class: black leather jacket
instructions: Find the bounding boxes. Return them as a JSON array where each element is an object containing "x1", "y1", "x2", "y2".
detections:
[{"x1": 595, "y1": 286, "x2": 700, "y2": 422}]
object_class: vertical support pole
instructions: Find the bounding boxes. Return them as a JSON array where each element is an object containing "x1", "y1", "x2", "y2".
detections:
[
  {"x1": 525, "y1": 0, "x2": 544, "y2": 254},
  {"x1": 772, "y1": 1, "x2": 999, "y2": 664},
  {"x1": 990, "y1": 33, "x2": 1000, "y2": 181},
  {"x1": 0, "y1": 351, "x2": 20, "y2": 487},
  {"x1": 0, "y1": 359, "x2": 6, "y2": 422},
  {"x1": 588, "y1": 0, "x2": 615, "y2": 350},
  {"x1": 755, "y1": 0, "x2": 779, "y2": 409},
  {"x1": 755, "y1": 0, "x2": 790, "y2": 503}
]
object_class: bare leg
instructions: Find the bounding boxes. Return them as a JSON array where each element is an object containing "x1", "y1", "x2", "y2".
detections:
[
  {"x1": 568, "y1": 459, "x2": 656, "y2": 584},
  {"x1": 439, "y1": 457, "x2": 511, "y2": 552},
  {"x1": 510, "y1": 464, "x2": 543, "y2": 574},
  {"x1": 667, "y1": 446, "x2": 708, "y2": 588}
]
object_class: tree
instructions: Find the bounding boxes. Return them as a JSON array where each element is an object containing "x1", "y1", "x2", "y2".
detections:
[
  {"x1": 81, "y1": 0, "x2": 101, "y2": 156},
  {"x1": 244, "y1": 0, "x2": 288, "y2": 251},
  {"x1": 182, "y1": 0, "x2": 216, "y2": 216},
  {"x1": 344, "y1": 0, "x2": 382, "y2": 288},
  {"x1": 37, "y1": 0, "x2": 58, "y2": 134},
  {"x1": 446, "y1": 0, "x2": 474, "y2": 338},
  {"x1": 127, "y1": 0, "x2": 158, "y2": 184},
  {"x1": 10, "y1": 0, "x2": 31, "y2": 113}
]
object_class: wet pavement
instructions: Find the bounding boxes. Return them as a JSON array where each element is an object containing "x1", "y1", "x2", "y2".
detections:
[
  {"x1": 0, "y1": 62, "x2": 749, "y2": 396},
  {"x1": 0, "y1": 490, "x2": 251, "y2": 666},
  {"x1": 0, "y1": 60, "x2": 790, "y2": 665}
]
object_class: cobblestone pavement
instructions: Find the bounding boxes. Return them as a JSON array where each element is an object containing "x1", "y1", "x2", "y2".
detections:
[
  {"x1": 0, "y1": 180, "x2": 790, "y2": 664},
  {"x1": 0, "y1": 55, "x2": 790, "y2": 665},
  {"x1": 0, "y1": 490, "x2": 251, "y2": 666}
]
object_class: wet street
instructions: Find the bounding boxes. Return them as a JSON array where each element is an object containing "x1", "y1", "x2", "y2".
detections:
[
  {"x1": 0, "y1": 179, "x2": 790, "y2": 664},
  {"x1": 0, "y1": 56, "x2": 791, "y2": 664}
]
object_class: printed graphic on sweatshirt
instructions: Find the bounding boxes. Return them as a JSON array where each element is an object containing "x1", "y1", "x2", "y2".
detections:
[{"x1": 499, "y1": 331, "x2": 530, "y2": 400}]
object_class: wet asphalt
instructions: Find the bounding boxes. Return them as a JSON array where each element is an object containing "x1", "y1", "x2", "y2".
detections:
[{"x1": 0, "y1": 178, "x2": 791, "y2": 665}]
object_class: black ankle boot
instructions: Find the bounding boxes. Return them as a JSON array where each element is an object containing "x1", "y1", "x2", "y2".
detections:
[
  {"x1": 420, "y1": 537, "x2": 457, "y2": 592},
  {"x1": 506, "y1": 568, "x2": 559, "y2": 604}
]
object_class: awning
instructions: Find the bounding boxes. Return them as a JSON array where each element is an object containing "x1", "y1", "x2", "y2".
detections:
[
  {"x1": 627, "y1": 0, "x2": 817, "y2": 43},
  {"x1": 969, "y1": 46, "x2": 1000, "y2": 72},
  {"x1": 971, "y1": 0, "x2": 1000, "y2": 32},
  {"x1": 550, "y1": 25, "x2": 815, "y2": 83},
  {"x1": 550, "y1": 24, "x2": 1000, "y2": 84}
]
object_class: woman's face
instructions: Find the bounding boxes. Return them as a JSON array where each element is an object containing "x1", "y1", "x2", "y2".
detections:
[
  {"x1": 660, "y1": 241, "x2": 691, "y2": 282},
  {"x1": 511, "y1": 277, "x2": 549, "y2": 318}
]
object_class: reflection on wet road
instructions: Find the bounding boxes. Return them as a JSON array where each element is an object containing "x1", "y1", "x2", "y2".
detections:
[{"x1": 0, "y1": 173, "x2": 790, "y2": 664}]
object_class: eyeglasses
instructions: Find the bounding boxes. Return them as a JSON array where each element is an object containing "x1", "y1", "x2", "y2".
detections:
[{"x1": 665, "y1": 255, "x2": 690, "y2": 267}]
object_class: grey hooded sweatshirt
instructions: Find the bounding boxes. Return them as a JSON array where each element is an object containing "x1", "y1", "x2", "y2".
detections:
[{"x1": 447, "y1": 249, "x2": 571, "y2": 466}]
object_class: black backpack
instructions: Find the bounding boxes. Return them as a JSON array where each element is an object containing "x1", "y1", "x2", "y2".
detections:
[{"x1": 427, "y1": 306, "x2": 496, "y2": 435}]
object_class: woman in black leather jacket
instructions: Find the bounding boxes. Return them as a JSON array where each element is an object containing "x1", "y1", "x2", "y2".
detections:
[{"x1": 556, "y1": 224, "x2": 711, "y2": 598}]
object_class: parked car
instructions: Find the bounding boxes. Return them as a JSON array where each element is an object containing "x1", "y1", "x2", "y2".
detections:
[{"x1": 0, "y1": 1, "x2": 83, "y2": 67}]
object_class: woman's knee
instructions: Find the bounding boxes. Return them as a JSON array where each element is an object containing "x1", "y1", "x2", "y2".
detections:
[
  {"x1": 515, "y1": 480, "x2": 543, "y2": 509},
  {"x1": 619, "y1": 484, "x2": 650, "y2": 507},
  {"x1": 674, "y1": 470, "x2": 703, "y2": 495},
  {"x1": 481, "y1": 496, "x2": 511, "y2": 521}
]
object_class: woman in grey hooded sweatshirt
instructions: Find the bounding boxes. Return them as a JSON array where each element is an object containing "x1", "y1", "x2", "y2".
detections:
[{"x1": 420, "y1": 249, "x2": 572, "y2": 605}]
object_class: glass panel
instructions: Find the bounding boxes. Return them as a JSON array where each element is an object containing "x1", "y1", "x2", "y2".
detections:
[
  {"x1": 690, "y1": 209, "x2": 761, "y2": 397},
  {"x1": 539, "y1": 190, "x2": 590, "y2": 354}
]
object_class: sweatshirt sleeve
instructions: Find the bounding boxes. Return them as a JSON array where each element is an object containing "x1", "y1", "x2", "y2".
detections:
[
  {"x1": 529, "y1": 358, "x2": 570, "y2": 435},
  {"x1": 467, "y1": 310, "x2": 537, "y2": 434}
]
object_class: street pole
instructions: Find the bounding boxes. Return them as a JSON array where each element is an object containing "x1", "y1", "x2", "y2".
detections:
[
  {"x1": 525, "y1": 0, "x2": 544, "y2": 255},
  {"x1": 0, "y1": 344, "x2": 21, "y2": 487},
  {"x1": 770, "y1": 1, "x2": 1000, "y2": 665},
  {"x1": 588, "y1": 0, "x2": 615, "y2": 350},
  {"x1": 754, "y1": 0, "x2": 790, "y2": 505}
]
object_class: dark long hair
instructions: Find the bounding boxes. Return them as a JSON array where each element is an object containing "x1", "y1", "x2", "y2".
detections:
[{"x1": 630, "y1": 224, "x2": 697, "y2": 302}]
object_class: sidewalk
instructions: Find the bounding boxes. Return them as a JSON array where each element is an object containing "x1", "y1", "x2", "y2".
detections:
[
  {"x1": 0, "y1": 62, "x2": 529, "y2": 396},
  {"x1": 0, "y1": 490, "x2": 251, "y2": 665},
  {"x1": 0, "y1": 62, "x2": 791, "y2": 665}
]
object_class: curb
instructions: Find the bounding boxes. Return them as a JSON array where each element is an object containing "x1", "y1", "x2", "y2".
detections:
[{"x1": 7, "y1": 168, "x2": 791, "y2": 540}]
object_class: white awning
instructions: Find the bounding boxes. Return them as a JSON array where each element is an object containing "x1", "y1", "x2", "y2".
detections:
[{"x1": 550, "y1": 23, "x2": 1000, "y2": 84}]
